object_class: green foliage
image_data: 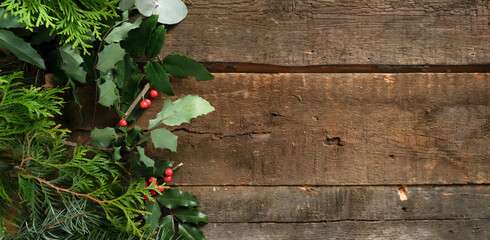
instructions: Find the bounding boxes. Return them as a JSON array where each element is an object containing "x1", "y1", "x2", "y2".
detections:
[
  {"x1": 0, "y1": 29, "x2": 45, "y2": 69},
  {"x1": 59, "y1": 45, "x2": 87, "y2": 83},
  {"x1": 159, "y1": 188, "x2": 200, "y2": 209},
  {"x1": 0, "y1": 0, "x2": 119, "y2": 54},
  {"x1": 164, "y1": 54, "x2": 214, "y2": 81},
  {"x1": 149, "y1": 95, "x2": 215, "y2": 128}
]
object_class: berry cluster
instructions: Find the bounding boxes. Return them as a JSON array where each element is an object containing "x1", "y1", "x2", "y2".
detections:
[
  {"x1": 143, "y1": 168, "x2": 174, "y2": 200},
  {"x1": 118, "y1": 90, "x2": 159, "y2": 127}
]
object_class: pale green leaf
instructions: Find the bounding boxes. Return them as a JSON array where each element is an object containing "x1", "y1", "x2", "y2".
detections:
[
  {"x1": 137, "y1": 146, "x2": 155, "y2": 167},
  {"x1": 150, "y1": 128, "x2": 177, "y2": 152},
  {"x1": 144, "y1": 62, "x2": 174, "y2": 96},
  {"x1": 119, "y1": 0, "x2": 135, "y2": 11},
  {"x1": 149, "y1": 95, "x2": 214, "y2": 128},
  {"x1": 0, "y1": 29, "x2": 45, "y2": 69},
  {"x1": 59, "y1": 45, "x2": 86, "y2": 83},
  {"x1": 98, "y1": 79, "x2": 119, "y2": 107},
  {"x1": 154, "y1": 0, "x2": 188, "y2": 25},
  {"x1": 91, "y1": 127, "x2": 118, "y2": 148},
  {"x1": 105, "y1": 18, "x2": 142, "y2": 44},
  {"x1": 96, "y1": 43, "x2": 126, "y2": 73},
  {"x1": 178, "y1": 223, "x2": 205, "y2": 240}
]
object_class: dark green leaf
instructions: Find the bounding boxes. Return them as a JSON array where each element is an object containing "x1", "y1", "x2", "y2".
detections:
[
  {"x1": 125, "y1": 125, "x2": 143, "y2": 146},
  {"x1": 30, "y1": 28, "x2": 56, "y2": 45},
  {"x1": 145, "y1": 25, "x2": 166, "y2": 58},
  {"x1": 149, "y1": 95, "x2": 214, "y2": 128},
  {"x1": 163, "y1": 54, "x2": 213, "y2": 81},
  {"x1": 156, "y1": 215, "x2": 175, "y2": 240},
  {"x1": 105, "y1": 18, "x2": 142, "y2": 44},
  {"x1": 113, "y1": 146, "x2": 122, "y2": 161},
  {"x1": 137, "y1": 146, "x2": 155, "y2": 167},
  {"x1": 115, "y1": 54, "x2": 144, "y2": 103},
  {"x1": 133, "y1": 160, "x2": 173, "y2": 178},
  {"x1": 68, "y1": 80, "x2": 84, "y2": 122},
  {"x1": 144, "y1": 201, "x2": 162, "y2": 232},
  {"x1": 121, "y1": 15, "x2": 158, "y2": 56},
  {"x1": 178, "y1": 223, "x2": 205, "y2": 240},
  {"x1": 91, "y1": 127, "x2": 118, "y2": 147},
  {"x1": 144, "y1": 62, "x2": 174, "y2": 96},
  {"x1": 0, "y1": 161, "x2": 12, "y2": 171},
  {"x1": 0, "y1": 8, "x2": 26, "y2": 28},
  {"x1": 97, "y1": 79, "x2": 119, "y2": 107},
  {"x1": 158, "y1": 188, "x2": 200, "y2": 209},
  {"x1": 59, "y1": 45, "x2": 87, "y2": 83},
  {"x1": 96, "y1": 43, "x2": 125, "y2": 73},
  {"x1": 175, "y1": 208, "x2": 208, "y2": 224},
  {"x1": 151, "y1": 128, "x2": 178, "y2": 152},
  {"x1": 0, "y1": 29, "x2": 45, "y2": 69}
]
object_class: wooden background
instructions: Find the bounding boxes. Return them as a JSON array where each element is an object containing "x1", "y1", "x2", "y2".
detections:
[{"x1": 72, "y1": 0, "x2": 489, "y2": 239}]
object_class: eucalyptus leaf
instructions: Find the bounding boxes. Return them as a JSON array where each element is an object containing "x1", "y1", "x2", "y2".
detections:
[
  {"x1": 154, "y1": 0, "x2": 188, "y2": 24},
  {"x1": 151, "y1": 128, "x2": 178, "y2": 152},
  {"x1": 158, "y1": 188, "x2": 200, "y2": 209},
  {"x1": 59, "y1": 45, "x2": 86, "y2": 83},
  {"x1": 163, "y1": 54, "x2": 213, "y2": 81},
  {"x1": 91, "y1": 127, "x2": 118, "y2": 148},
  {"x1": 135, "y1": 0, "x2": 156, "y2": 16},
  {"x1": 119, "y1": 0, "x2": 135, "y2": 11},
  {"x1": 175, "y1": 208, "x2": 209, "y2": 224},
  {"x1": 137, "y1": 146, "x2": 155, "y2": 167},
  {"x1": 0, "y1": 29, "x2": 45, "y2": 69},
  {"x1": 105, "y1": 18, "x2": 142, "y2": 44},
  {"x1": 144, "y1": 62, "x2": 174, "y2": 96},
  {"x1": 148, "y1": 95, "x2": 214, "y2": 128},
  {"x1": 178, "y1": 223, "x2": 205, "y2": 240},
  {"x1": 97, "y1": 43, "x2": 125, "y2": 73}
]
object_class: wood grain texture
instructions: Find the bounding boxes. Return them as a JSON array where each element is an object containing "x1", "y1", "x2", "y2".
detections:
[
  {"x1": 180, "y1": 186, "x2": 490, "y2": 222},
  {"x1": 201, "y1": 220, "x2": 490, "y2": 240},
  {"x1": 163, "y1": 0, "x2": 490, "y2": 65},
  {"x1": 135, "y1": 73, "x2": 490, "y2": 185}
]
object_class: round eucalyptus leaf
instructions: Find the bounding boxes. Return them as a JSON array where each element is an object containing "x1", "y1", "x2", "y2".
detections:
[
  {"x1": 154, "y1": 0, "x2": 188, "y2": 25},
  {"x1": 135, "y1": 0, "x2": 157, "y2": 16}
]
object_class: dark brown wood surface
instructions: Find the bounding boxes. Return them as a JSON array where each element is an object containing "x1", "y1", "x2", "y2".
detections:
[
  {"x1": 163, "y1": 0, "x2": 490, "y2": 66},
  {"x1": 132, "y1": 73, "x2": 490, "y2": 186},
  {"x1": 201, "y1": 220, "x2": 490, "y2": 240}
]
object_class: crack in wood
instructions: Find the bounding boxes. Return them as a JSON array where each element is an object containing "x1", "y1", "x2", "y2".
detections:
[{"x1": 172, "y1": 128, "x2": 272, "y2": 139}]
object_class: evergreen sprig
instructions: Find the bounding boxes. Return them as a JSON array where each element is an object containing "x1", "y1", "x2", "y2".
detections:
[{"x1": 0, "y1": 0, "x2": 119, "y2": 54}]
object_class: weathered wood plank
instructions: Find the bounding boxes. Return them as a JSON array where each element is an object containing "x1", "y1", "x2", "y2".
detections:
[
  {"x1": 163, "y1": 0, "x2": 490, "y2": 65},
  {"x1": 137, "y1": 73, "x2": 490, "y2": 185},
  {"x1": 201, "y1": 220, "x2": 490, "y2": 240},
  {"x1": 180, "y1": 186, "x2": 490, "y2": 222}
]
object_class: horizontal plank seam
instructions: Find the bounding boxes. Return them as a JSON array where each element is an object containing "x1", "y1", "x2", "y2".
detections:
[
  {"x1": 209, "y1": 218, "x2": 490, "y2": 224},
  {"x1": 175, "y1": 183, "x2": 490, "y2": 187},
  {"x1": 202, "y1": 63, "x2": 490, "y2": 74}
]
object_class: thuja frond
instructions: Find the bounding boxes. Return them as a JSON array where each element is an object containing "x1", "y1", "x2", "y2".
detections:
[{"x1": 0, "y1": 0, "x2": 119, "y2": 54}]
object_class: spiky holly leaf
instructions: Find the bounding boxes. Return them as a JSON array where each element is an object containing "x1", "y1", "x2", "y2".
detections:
[
  {"x1": 98, "y1": 79, "x2": 119, "y2": 107},
  {"x1": 163, "y1": 54, "x2": 213, "y2": 81},
  {"x1": 150, "y1": 128, "x2": 177, "y2": 152},
  {"x1": 97, "y1": 43, "x2": 125, "y2": 74},
  {"x1": 59, "y1": 45, "x2": 86, "y2": 83},
  {"x1": 148, "y1": 95, "x2": 214, "y2": 128},
  {"x1": 105, "y1": 18, "x2": 142, "y2": 44},
  {"x1": 156, "y1": 215, "x2": 175, "y2": 240},
  {"x1": 158, "y1": 188, "x2": 200, "y2": 209},
  {"x1": 178, "y1": 223, "x2": 205, "y2": 240},
  {"x1": 121, "y1": 15, "x2": 158, "y2": 56},
  {"x1": 175, "y1": 208, "x2": 209, "y2": 224},
  {"x1": 91, "y1": 127, "x2": 118, "y2": 148},
  {"x1": 115, "y1": 55, "x2": 144, "y2": 103},
  {"x1": 137, "y1": 146, "x2": 155, "y2": 167},
  {"x1": 144, "y1": 62, "x2": 174, "y2": 96}
]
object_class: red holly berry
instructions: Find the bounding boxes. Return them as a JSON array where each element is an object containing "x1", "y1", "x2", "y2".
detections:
[
  {"x1": 164, "y1": 176, "x2": 172, "y2": 182},
  {"x1": 150, "y1": 90, "x2": 158, "y2": 98},
  {"x1": 150, "y1": 190, "x2": 156, "y2": 196},
  {"x1": 119, "y1": 119, "x2": 127, "y2": 127},
  {"x1": 143, "y1": 195, "x2": 149, "y2": 200},
  {"x1": 144, "y1": 181, "x2": 148, "y2": 187},
  {"x1": 145, "y1": 99, "x2": 152, "y2": 106},
  {"x1": 158, "y1": 186, "x2": 165, "y2": 192},
  {"x1": 140, "y1": 100, "x2": 149, "y2": 109},
  {"x1": 165, "y1": 168, "x2": 173, "y2": 176},
  {"x1": 148, "y1": 177, "x2": 156, "y2": 183}
]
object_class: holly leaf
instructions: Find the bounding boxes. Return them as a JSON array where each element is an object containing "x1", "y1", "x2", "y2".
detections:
[
  {"x1": 0, "y1": 29, "x2": 45, "y2": 69},
  {"x1": 59, "y1": 45, "x2": 86, "y2": 83},
  {"x1": 156, "y1": 215, "x2": 175, "y2": 240},
  {"x1": 115, "y1": 54, "x2": 143, "y2": 103},
  {"x1": 0, "y1": 8, "x2": 26, "y2": 28},
  {"x1": 148, "y1": 95, "x2": 214, "y2": 128},
  {"x1": 144, "y1": 201, "x2": 161, "y2": 232},
  {"x1": 137, "y1": 146, "x2": 155, "y2": 167},
  {"x1": 91, "y1": 127, "x2": 118, "y2": 148},
  {"x1": 178, "y1": 223, "x2": 205, "y2": 240},
  {"x1": 151, "y1": 128, "x2": 178, "y2": 152},
  {"x1": 96, "y1": 43, "x2": 125, "y2": 73},
  {"x1": 144, "y1": 62, "x2": 174, "y2": 96},
  {"x1": 175, "y1": 208, "x2": 209, "y2": 224},
  {"x1": 158, "y1": 188, "x2": 200, "y2": 209},
  {"x1": 125, "y1": 125, "x2": 143, "y2": 147},
  {"x1": 105, "y1": 18, "x2": 142, "y2": 44},
  {"x1": 113, "y1": 146, "x2": 122, "y2": 161},
  {"x1": 98, "y1": 79, "x2": 119, "y2": 107},
  {"x1": 121, "y1": 15, "x2": 158, "y2": 56},
  {"x1": 163, "y1": 54, "x2": 213, "y2": 81},
  {"x1": 145, "y1": 25, "x2": 166, "y2": 59},
  {"x1": 133, "y1": 160, "x2": 173, "y2": 178}
]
